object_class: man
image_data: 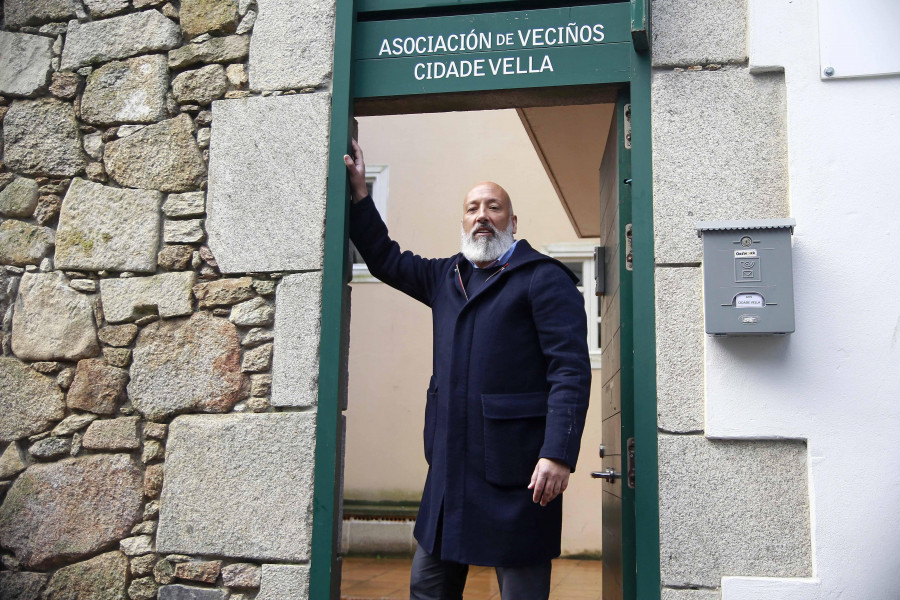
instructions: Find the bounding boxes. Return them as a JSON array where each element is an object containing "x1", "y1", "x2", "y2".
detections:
[{"x1": 344, "y1": 141, "x2": 590, "y2": 600}]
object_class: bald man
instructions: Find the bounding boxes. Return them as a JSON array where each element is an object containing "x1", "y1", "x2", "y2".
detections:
[{"x1": 345, "y1": 142, "x2": 590, "y2": 600}]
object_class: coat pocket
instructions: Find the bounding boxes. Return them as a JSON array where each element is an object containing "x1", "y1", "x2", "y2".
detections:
[
  {"x1": 482, "y1": 392, "x2": 548, "y2": 487},
  {"x1": 424, "y1": 391, "x2": 437, "y2": 466}
]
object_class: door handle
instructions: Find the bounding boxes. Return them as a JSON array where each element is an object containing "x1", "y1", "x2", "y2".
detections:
[{"x1": 591, "y1": 468, "x2": 621, "y2": 482}]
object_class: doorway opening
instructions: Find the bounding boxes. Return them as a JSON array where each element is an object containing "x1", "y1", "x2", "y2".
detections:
[{"x1": 339, "y1": 99, "x2": 623, "y2": 599}]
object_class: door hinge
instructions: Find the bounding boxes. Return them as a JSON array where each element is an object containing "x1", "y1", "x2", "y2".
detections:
[
  {"x1": 625, "y1": 223, "x2": 633, "y2": 272},
  {"x1": 624, "y1": 103, "x2": 632, "y2": 150},
  {"x1": 626, "y1": 437, "x2": 635, "y2": 489}
]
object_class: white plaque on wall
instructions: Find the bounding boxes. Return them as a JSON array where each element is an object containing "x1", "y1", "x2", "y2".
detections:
[{"x1": 819, "y1": 0, "x2": 900, "y2": 79}]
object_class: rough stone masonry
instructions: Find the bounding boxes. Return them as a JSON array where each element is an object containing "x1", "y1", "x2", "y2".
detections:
[{"x1": 0, "y1": 0, "x2": 334, "y2": 597}]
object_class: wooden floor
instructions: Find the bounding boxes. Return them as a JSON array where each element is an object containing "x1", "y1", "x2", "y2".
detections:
[{"x1": 340, "y1": 556, "x2": 603, "y2": 599}]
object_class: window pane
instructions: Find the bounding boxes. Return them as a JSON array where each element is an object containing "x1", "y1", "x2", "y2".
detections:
[
  {"x1": 350, "y1": 241, "x2": 366, "y2": 266},
  {"x1": 560, "y1": 261, "x2": 583, "y2": 286}
]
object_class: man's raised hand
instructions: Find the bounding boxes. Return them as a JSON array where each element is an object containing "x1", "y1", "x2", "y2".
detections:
[
  {"x1": 528, "y1": 457, "x2": 571, "y2": 507},
  {"x1": 343, "y1": 139, "x2": 368, "y2": 204}
]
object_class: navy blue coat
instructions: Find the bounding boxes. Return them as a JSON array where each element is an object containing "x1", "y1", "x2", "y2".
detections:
[{"x1": 350, "y1": 196, "x2": 591, "y2": 567}]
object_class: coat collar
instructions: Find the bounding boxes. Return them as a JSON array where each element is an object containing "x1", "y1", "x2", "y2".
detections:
[{"x1": 451, "y1": 240, "x2": 578, "y2": 303}]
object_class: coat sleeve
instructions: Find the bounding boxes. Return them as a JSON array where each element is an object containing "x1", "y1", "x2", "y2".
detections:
[
  {"x1": 349, "y1": 196, "x2": 450, "y2": 306},
  {"x1": 528, "y1": 262, "x2": 592, "y2": 471}
]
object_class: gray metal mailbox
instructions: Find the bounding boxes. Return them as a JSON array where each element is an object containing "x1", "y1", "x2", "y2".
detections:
[{"x1": 696, "y1": 219, "x2": 796, "y2": 336}]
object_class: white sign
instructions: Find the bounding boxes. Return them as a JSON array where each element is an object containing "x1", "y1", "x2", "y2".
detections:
[
  {"x1": 819, "y1": 0, "x2": 900, "y2": 79},
  {"x1": 734, "y1": 249, "x2": 758, "y2": 258},
  {"x1": 735, "y1": 293, "x2": 765, "y2": 308}
]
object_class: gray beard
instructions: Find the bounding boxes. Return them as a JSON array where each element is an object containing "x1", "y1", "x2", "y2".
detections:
[{"x1": 460, "y1": 220, "x2": 515, "y2": 264}]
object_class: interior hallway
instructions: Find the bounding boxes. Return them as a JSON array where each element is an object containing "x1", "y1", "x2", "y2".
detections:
[{"x1": 341, "y1": 556, "x2": 603, "y2": 599}]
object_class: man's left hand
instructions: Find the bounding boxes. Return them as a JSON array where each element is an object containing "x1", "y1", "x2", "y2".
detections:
[{"x1": 528, "y1": 458, "x2": 570, "y2": 506}]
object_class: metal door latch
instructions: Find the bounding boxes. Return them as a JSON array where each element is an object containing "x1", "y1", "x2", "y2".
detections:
[
  {"x1": 626, "y1": 437, "x2": 636, "y2": 489},
  {"x1": 624, "y1": 103, "x2": 632, "y2": 150},
  {"x1": 625, "y1": 223, "x2": 633, "y2": 271},
  {"x1": 591, "y1": 468, "x2": 621, "y2": 482}
]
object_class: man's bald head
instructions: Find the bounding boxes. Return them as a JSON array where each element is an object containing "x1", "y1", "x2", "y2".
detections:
[
  {"x1": 460, "y1": 181, "x2": 517, "y2": 267},
  {"x1": 463, "y1": 182, "x2": 513, "y2": 217}
]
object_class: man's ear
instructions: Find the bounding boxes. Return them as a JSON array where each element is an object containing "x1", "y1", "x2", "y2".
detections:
[{"x1": 511, "y1": 215, "x2": 518, "y2": 235}]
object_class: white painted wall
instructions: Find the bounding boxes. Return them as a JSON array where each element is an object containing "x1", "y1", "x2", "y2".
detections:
[{"x1": 709, "y1": 1, "x2": 900, "y2": 597}]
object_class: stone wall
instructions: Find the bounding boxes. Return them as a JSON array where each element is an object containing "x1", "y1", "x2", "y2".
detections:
[
  {"x1": 650, "y1": 0, "x2": 811, "y2": 597},
  {"x1": 0, "y1": 0, "x2": 333, "y2": 598}
]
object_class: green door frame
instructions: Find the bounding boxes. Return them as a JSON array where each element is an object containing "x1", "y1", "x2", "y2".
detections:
[
  {"x1": 615, "y1": 87, "x2": 636, "y2": 600},
  {"x1": 628, "y1": 38, "x2": 661, "y2": 599},
  {"x1": 311, "y1": 2, "x2": 659, "y2": 598}
]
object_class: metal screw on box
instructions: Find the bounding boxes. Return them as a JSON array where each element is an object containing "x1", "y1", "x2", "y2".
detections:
[{"x1": 824, "y1": 66, "x2": 835, "y2": 77}]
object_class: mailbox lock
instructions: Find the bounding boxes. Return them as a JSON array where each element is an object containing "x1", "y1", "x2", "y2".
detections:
[{"x1": 740, "y1": 236, "x2": 753, "y2": 247}]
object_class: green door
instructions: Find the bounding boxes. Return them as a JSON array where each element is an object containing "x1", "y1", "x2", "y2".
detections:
[
  {"x1": 596, "y1": 90, "x2": 635, "y2": 600},
  {"x1": 311, "y1": 3, "x2": 658, "y2": 598}
]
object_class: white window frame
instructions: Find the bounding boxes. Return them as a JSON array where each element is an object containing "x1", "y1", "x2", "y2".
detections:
[
  {"x1": 543, "y1": 242, "x2": 602, "y2": 369},
  {"x1": 351, "y1": 165, "x2": 389, "y2": 282}
]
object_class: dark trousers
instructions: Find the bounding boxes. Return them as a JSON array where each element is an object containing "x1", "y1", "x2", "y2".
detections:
[{"x1": 409, "y1": 544, "x2": 552, "y2": 600}]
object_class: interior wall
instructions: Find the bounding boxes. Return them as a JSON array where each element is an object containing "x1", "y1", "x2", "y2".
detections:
[{"x1": 345, "y1": 109, "x2": 605, "y2": 554}]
